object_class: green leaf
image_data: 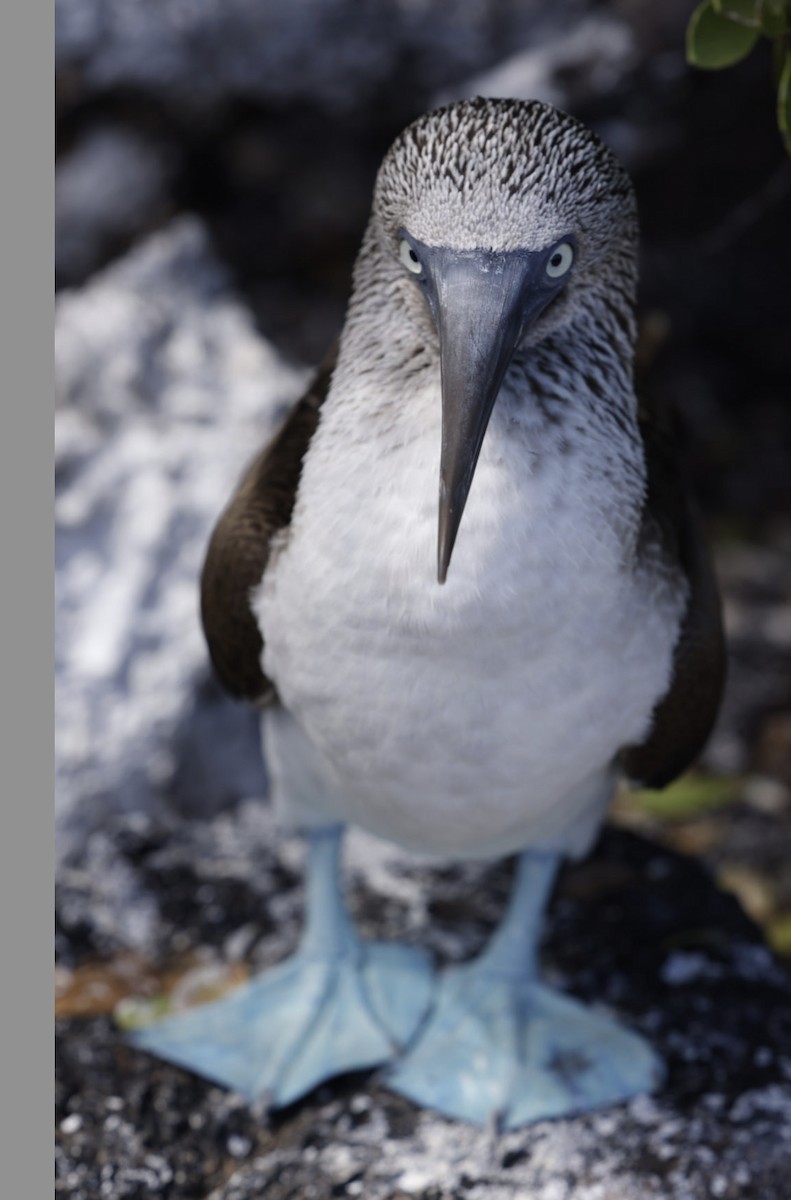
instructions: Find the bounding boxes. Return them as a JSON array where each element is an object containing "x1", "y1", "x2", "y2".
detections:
[
  {"x1": 629, "y1": 774, "x2": 742, "y2": 822},
  {"x1": 712, "y1": 0, "x2": 762, "y2": 29},
  {"x1": 687, "y1": 0, "x2": 761, "y2": 67},
  {"x1": 779, "y1": 48, "x2": 791, "y2": 153}
]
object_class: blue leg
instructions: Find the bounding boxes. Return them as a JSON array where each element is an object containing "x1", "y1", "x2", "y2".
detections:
[
  {"x1": 130, "y1": 827, "x2": 433, "y2": 1107},
  {"x1": 386, "y1": 850, "x2": 662, "y2": 1128}
]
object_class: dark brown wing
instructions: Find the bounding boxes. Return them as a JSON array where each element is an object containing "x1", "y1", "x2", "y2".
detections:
[
  {"x1": 619, "y1": 400, "x2": 726, "y2": 789},
  {"x1": 200, "y1": 352, "x2": 335, "y2": 704}
]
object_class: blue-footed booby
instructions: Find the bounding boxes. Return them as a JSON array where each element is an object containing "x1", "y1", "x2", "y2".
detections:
[{"x1": 133, "y1": 97, "x2": 725, "y2": 1128}]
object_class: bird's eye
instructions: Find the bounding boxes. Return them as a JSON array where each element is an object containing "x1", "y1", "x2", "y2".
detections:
[
  {"x1": 545, "y1": 242, "x2": 574, "y2": 279},
  {"x1": 399, "y1": 238, "x2": 423, "y2": 275}
]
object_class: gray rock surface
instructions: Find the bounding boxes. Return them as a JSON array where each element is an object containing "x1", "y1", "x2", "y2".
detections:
[
  {"x1": 56, "y1": 802, "x2": 791, "y2": 1199},
  {"x1": 55, "y1": 218, "x2": 307, "y2": 855}
]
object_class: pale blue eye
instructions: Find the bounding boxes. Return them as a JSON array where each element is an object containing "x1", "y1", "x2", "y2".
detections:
[
  {"x1": 546, "y1": 242, "x2": 574, "y2": 278},
  {"x1": 399, "y1": 238, "x2": 422, "y2": 274}
]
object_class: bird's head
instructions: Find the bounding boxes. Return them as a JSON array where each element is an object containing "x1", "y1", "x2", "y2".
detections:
[{"x1": 368, "y1": 97, "x2": 638, "y2": 582}]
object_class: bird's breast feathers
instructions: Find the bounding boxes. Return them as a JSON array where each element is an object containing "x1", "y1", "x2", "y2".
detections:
[{"x1": 254, "y1": 376, "x2": 686, "y2": 857}]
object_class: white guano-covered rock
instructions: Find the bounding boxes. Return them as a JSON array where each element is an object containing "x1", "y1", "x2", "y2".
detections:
[{"x1": 55, "y1": 217, "x2": 308, "y2": 855}]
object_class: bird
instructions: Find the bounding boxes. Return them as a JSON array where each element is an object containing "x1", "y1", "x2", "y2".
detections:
[{"x1": 132, "y1": 97, "x2": 725, "y2": 1128}]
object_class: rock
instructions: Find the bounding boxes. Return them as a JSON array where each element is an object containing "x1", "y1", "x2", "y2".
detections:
[
  {"x1": 56, "y1": 122, "x2": 178, "y2": 286},
  {"x1": 55, "y1": 217, "x2": 308, "y2": 858},
  {"x1": 55, "y1": 0, "x2": 540, "y2": 115},
  {"x1": 436, "y1": 15, "x2": 637, "y2": 113},
  {"x1": 56, "y1": 809, "x2": 791, "y2": 1199}
]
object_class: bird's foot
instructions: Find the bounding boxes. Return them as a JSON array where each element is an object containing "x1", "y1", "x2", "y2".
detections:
[
  {"x1": 386, "y1": 963, "x2": 663, "y2": 1128},
  {"x1": 131, "y1": 940, "x2": 433, "y2": 1108}
]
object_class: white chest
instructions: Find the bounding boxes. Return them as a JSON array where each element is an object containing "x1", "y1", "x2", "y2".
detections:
[{"x1": 256, "y1": 376, "x2": 685, "y2": 858}]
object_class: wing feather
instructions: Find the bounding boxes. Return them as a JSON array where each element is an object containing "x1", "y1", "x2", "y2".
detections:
[
  {"x1": 199, "y1": 353, "x2": 334, "y2": 703},
  {"x1": 620, "y1": 401, "x2": 726, "y2": 788}
]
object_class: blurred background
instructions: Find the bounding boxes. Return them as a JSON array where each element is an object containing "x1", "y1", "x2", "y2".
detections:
[{"x1": 55, "y1": 2, "x2": 791, "y2": 1192}]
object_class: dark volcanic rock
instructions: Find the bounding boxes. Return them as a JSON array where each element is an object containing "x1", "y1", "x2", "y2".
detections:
[
  {"x1": 56, "y1": 122, "x2": 178, "y2": 287},
  {"x1": 56, "y1": 0, "x2": 563, "y2": 117},
  {"x1": 56, "y1": 808, "x2": 791, "y2": 1199}
]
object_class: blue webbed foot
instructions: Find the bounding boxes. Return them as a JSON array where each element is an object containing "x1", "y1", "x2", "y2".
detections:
[
  {"x1": 130, "y1": 826, "x2": 433, "y2": 1107},
  {"x1": 131, "y1": 938, "x2": 433, "y2": 1106},
  {"x1": 387, "y1": 848, "x2": 662, "y2": 1128},
  {"x1": 386, "y1": 963, "x2": 662, "y2": 1127}
]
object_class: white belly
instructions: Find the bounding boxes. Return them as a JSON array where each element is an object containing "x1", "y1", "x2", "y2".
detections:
[{"x1": 256, "y1": 380, "x2": 684, "y2": 860}]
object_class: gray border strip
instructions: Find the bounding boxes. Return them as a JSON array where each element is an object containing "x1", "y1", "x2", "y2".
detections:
[{"x1": 3, "y1": 0, "x2": 54, "y2": 1194}]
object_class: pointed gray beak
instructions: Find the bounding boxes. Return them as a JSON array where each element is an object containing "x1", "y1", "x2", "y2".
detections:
[
  {"x1": 432, "y1": 252, "x2": 533, "y2": 583},
  {"x1": 400, "y1": 232, "x2": 574, "y2": 582}
]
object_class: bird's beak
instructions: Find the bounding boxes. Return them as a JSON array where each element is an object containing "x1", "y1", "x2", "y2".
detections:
[{"x1": 432, "y1": 251, "x2": 538, "y2": 583}]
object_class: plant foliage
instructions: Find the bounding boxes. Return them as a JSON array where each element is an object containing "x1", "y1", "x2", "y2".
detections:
[{"x1": 687, "y1": 0, "x2": 791, "y2": 153}]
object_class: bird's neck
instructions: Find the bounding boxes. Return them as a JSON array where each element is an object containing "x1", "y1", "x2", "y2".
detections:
[{"x1": 521, "y1": 306, "x2": 638, "y2": 427}]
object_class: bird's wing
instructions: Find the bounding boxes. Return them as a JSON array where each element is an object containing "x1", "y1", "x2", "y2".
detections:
[
  {"x1": 200, "y1": 352, "x2": 335, "y2": 704},
  {"x1": 619, "y1": 400, "x2": 726, "y2": 789}
]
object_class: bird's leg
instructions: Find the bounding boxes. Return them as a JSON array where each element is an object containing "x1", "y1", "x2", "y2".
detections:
[
  {"x1": 387, "y1": 849, "x2": 662, "y2": 1128},
  {"x1": 472, "y1": 848, "x2": 558, "y2": 981},
  {"x1": 130, "y1": 826, "x2": 433, "y2": 1108},
  {"x1": 298, "y1": 823, "x2": 360, "y2": 959}
]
